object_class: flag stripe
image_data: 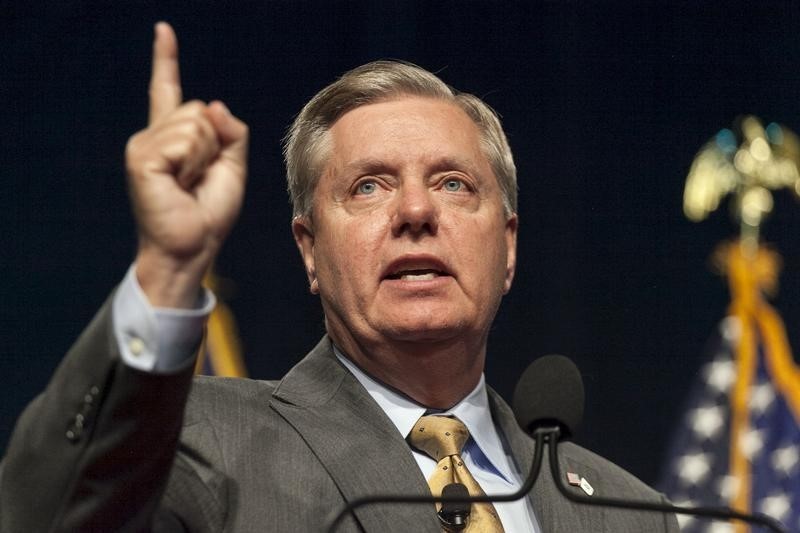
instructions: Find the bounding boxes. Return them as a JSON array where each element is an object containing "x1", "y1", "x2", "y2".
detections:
[
  {"x1": 729, "y1": 298, "x2": 756, "y2": 522},
  {"x1": 760, "y1": 305, "x2": 800, "y2": 423}
]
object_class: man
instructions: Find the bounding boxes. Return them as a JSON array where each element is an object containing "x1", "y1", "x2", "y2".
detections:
[{"x1": 0, "y1": 23, "x2": 678, "y2": 532}]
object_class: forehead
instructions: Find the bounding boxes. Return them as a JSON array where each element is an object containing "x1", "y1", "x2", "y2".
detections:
[{"x1": 326, "y1": 96, "x2": 487, "y2": 168}]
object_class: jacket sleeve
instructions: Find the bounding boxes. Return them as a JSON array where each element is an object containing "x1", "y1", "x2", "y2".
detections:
[{"x1": 0, "y1": 295, "x2": 196, "y2": 533}]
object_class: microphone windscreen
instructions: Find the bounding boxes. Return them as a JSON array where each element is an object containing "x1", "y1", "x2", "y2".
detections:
[
  {"x1": 440, "y1": 483, "x2": 470, "y2": 515},
  {"x1": 512, "y1": 354, "x2": 584, "y2": 439}
]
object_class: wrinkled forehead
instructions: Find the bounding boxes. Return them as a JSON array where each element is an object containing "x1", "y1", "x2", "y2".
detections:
[{"x1": 323, "y1": 96, "x2": 490, "y2": 173}]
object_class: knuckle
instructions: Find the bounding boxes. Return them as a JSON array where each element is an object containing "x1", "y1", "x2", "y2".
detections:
[
  {"x1": 183, "y1": 99, "x2": 207, "y2": 112},
  {"x1": 183, "y1": 119, "x2": 205, "y2": 138},
  {"x1": 125, "y1": 132, "x2": 139, "y2": 149},
  {"x1": 190, "y1": 123, "x2": 216, "y2": 148},
  {"x1": 125, "y1": 132, "x2": 144, "y2": 158}
]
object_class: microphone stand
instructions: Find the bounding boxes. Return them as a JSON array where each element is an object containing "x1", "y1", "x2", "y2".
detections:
[
  {"x1": 541, "y1": 427, "x2": 788, "y2": 533},
  {"x1": 326, "y1": 428, "x2": 548, "y2": 533}
]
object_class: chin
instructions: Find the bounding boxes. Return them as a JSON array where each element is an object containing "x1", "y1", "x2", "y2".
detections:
[{"x1": 379, "y1": 317, "x2": 468, "y2": 344}]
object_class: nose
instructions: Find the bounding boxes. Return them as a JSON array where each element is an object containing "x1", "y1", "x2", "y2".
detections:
[{"x1": 390, "y1": 181, "x2": 439, "y2": 237}]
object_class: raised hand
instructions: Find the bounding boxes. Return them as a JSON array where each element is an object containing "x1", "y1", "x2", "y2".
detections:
[{"x1": 125, "y1": 22, "x2": 248, "y2": 308}]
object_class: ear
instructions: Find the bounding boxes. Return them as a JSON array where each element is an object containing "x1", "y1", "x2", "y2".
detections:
[
  {"x1": 292, "y1": 215, "x2": 319, "y2": 294},
  {"x1": 502, "y1": 213, "x2": 518, "y2": 294}
]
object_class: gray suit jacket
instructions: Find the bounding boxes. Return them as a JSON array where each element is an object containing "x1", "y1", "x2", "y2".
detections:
[{"x1": 1, "y1": 299, "x2": 678, "y2": 532}]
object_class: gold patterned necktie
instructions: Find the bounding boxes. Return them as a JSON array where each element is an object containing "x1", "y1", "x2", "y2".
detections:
[{"x1": 408, "y1": 415, "x2": 505, "y2": 532}]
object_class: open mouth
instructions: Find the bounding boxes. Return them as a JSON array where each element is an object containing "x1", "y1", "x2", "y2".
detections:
[
  {"x1": 385, "y1": 269, "x2": 446, "y2": 281},
  {"x1": 382, "y1": 255, "x2": 453, "y2": 283}
]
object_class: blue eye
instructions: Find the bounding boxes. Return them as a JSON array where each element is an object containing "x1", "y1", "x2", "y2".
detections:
[
  {"x1": 443, "y1": 179, "x2": 463, "y2": 192},
  {"x1": 357, "y1": 181, "x2": 377, "y2": 195}
]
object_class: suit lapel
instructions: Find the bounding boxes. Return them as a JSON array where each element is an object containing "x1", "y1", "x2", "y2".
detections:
[
  {"x1": 488, "y1": 388, "x2": 607, "y2": 532},
  {"x1": 268, "y1": 337, "x2": 441, "y2": 533},
  {"x1": 487, "y1": 387, "x2": 535, "y2": 497}
]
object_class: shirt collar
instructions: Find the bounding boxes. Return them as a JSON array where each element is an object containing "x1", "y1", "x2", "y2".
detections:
[
  {"x1": 443, "y1": 376, "x2": 514, "y2": 482},
  {"x1": 334, "y1": 347, "x2": 515, "y2": 483}
]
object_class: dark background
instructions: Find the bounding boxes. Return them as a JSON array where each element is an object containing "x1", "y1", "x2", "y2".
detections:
[{"x1": 3, "y1": 2, "x2": 800, "y2": 488}]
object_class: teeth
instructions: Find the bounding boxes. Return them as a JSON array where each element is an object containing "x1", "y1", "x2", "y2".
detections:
[{"x1": 401, "y1": 272, "x2": 437, "y2": 281}]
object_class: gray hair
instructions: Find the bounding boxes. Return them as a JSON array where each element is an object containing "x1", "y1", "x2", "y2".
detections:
[{"x1": 283, "y1": 60, "x2": 517, "y2": 218}]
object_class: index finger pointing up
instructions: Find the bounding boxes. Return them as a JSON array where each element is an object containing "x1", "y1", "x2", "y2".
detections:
[{"x1": 149, "y1": 22, "x2": 183, "y2": 125}]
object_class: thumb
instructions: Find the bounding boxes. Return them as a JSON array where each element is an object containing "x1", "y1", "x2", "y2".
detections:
[{"x1": 207, "y1": 100, "x2": 249, "y2": 165}]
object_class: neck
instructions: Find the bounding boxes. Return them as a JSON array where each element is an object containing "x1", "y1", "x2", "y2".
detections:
[{"x1": 329, "y1": 327, "x2": 487, "y2": 409}]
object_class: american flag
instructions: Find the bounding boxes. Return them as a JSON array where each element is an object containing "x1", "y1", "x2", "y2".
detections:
[{"x1": 659, "y1": 312, "x2": 800, "y2": 532}]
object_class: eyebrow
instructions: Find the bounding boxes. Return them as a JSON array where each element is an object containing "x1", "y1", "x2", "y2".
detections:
[
  {"x1": 343, "y1": 156, "x2": 481, "y2": 177},
  {"x1": 429, "y1": 156, "x2": 480, "y2": 176},
  {"x1": 343, "y1": 158, "x2": 396, "y2": 175}
]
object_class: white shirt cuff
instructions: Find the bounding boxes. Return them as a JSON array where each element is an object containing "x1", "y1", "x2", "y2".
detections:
[{"x1": 112, "y1": 264, "x2": 216, "y2": 374}]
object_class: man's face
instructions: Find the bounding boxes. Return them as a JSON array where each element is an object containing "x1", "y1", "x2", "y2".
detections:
[{"x1": 293, "y1": 96, "x2": 517, "y2": 349}]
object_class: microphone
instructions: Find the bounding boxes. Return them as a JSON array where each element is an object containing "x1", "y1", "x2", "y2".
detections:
[
  {"x1": 437, "y1": 483, "x2": 470, "y2": 531},
  {"x1": 513, "y1": 354, "x2": 788, "y2": 533},
  {"x1": 512, "y1": 354, "x2": 584, "y2": 439}
]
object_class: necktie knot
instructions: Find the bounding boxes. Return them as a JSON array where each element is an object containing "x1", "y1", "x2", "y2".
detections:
[{"x1": 408, "y1": 415, "x2": 470, "y2": 460}]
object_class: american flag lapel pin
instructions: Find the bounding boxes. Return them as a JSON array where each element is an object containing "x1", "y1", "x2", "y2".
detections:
[{"x1": 567, "y1": 472, "x2": 595, "y2": 496}]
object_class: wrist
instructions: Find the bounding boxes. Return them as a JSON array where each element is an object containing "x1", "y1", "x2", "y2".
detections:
[{"x1": 134, "y1": 248, "x2": 210, "y2": 308}]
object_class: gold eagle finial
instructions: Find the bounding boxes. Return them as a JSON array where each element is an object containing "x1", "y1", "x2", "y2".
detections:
[{"x1": 684, "y1": 116, "x2": 800, "y2": 252}]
